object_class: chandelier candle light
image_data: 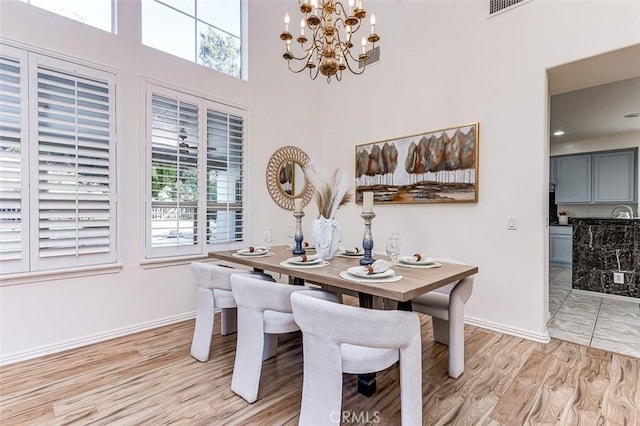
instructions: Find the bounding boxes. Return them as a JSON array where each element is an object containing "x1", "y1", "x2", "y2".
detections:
[
  {"x1": 293, "y1": 198, "x2": 306, "y2": 255},
  {"x1": 280, "y1": 0, "x2": 381, "y2": 82},
  {"x1": 360, "y1": 191, "x2": 375, "y2": 266}
]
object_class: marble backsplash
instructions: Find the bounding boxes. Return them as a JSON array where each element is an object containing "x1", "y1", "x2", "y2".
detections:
[{"x1": 571, "y1": 218, "x2": 639, "y2": 298}]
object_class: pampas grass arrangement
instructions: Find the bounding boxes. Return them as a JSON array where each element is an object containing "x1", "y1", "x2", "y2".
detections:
[{"x1": 312, "y1": 169, "x2": 353, "y2": 219}]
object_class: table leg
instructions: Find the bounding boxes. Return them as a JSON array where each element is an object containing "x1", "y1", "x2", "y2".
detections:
[
  {"x1": 287, "y1": 275, "x2": 306, "y2": 286},
  {"x1": 356, "y1": 293, "x2": 376, "y2": 396},
  {"x1": 397, "y1": 300, "x2": 413, "y2": 311}
]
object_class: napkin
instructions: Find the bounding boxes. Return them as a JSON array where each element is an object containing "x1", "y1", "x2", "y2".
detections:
[
  {"x1": 239, "y1": 245, "x2": 268, "y2": 253},
  {"x1": 340, "y1": 246, "x2": 361, "y2": 255},
  {"x1": 366, "y1": 259, "x2": 393, "y2": 274},
  {"x1": 288, "y1": 242, "x2": 315, "y2": 250},
  {"x1": 293, "y1": 254, "x2": 321, "y2": 263},
  {"x1": 409, "y1": 253, "x2": 426, "y2": 262}
]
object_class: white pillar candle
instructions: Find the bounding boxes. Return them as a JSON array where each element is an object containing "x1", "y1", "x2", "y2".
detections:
[
  {"x1": 363, "y1": 191, "x2": 373, "y2": 212},
  {"x1": 294, "y1": 198, "x2": 303, "y2": 212}
]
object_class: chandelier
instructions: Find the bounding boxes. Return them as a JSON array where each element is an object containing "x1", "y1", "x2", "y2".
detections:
[{"x1": 279, "y1": 0, "x2": 380, "y2": 82}]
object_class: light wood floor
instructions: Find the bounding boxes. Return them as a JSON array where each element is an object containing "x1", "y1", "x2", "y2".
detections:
[{"x1": 1, "y1": 298, "x2": 639, "y2": 425}]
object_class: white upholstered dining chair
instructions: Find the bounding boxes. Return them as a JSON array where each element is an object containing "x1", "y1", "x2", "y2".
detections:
[
  {"x1": 229, "y1": 274, "x2": 337, "y2": 403},
  {"x1": 291, "y1": 290, "x2": 422, "y2": 426},
  {"x1": 189, "y1": 262, "x2": 274, "y2": 362},
  {"x1": 410, "y1": 258, "x2": 474, "y2": 379}
]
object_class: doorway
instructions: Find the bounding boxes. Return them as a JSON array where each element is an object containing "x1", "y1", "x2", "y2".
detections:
[{"x1": 545, "y1": 44, "x2": 640, "y2": 358}]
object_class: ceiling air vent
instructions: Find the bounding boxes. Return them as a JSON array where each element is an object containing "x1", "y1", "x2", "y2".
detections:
[
  {"x1": 358, "y1": 46, "x2": 381, "y2": 69},
  {"x1": 489, "y1": 0, "x2": 531, "y2": 15}
]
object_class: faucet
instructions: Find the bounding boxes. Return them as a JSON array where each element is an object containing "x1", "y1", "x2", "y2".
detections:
[{"x1": 611, "y1": 205, "x2": 634, "y2": 219}]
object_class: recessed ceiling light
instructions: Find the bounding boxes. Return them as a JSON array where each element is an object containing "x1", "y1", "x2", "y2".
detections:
[
  {"x1": 553, "y1": 130, "x2": 565, "y2": 136},
  {"x1": 623, "y1": 112, "x2": 640, "y2": 118}
]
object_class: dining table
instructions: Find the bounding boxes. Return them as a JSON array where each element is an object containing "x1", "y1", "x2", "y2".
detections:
[{"x1": 208, "y1": 245, "x2": 479, "y2": 396}]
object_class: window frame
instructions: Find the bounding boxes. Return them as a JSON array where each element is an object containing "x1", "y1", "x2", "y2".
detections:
[
  {"x1": 0, "y1": 43, "x2": 121, "y2": 277},
  {"x1": 143, "y1": 82, "x2": 247, "y2": 261},
  {"x1": 0, "y1": 45, "x2": 30, "y2": 275},
  {"x1": 19, "y1": 0, "x2": 117, "y2": 34},
  {"x1": 141, "y1": 0, "x2": 246, "y2": 80}
]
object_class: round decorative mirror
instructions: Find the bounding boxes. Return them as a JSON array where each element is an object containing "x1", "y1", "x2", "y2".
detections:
[{"x1": 266, "y1": 146, "x2": 314, "y2": 210}]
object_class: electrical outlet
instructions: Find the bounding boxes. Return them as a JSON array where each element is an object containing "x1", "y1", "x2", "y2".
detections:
[{"x1": 613, "y1": 272, "x2": 625, "y2": 284}]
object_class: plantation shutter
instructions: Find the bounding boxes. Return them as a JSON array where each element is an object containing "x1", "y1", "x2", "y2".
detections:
[
  {"x1": 30, "y1": 55, "x2": 116, "y2": 270},
  {"x1": 148, "y1": 90, "x2": 200, "y2": 257},
  {"x1": 206, "y1": 108, "x2": 245, "y2": 245},
  {"x1": 0, "y1": 46, "x2": 29, "y2": 273}
]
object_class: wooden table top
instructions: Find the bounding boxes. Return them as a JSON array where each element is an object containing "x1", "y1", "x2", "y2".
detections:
[{"x1": 208, "y1": 246, "x2": 478, "y2": 302}]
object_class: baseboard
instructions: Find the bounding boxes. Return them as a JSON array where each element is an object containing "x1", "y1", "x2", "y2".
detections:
[
  {"x1": 573, "y1": 289, "x2": 640, "y2": 303},
  {"x1": 0, "y1": 312, "x2": 196, "y2": 366},
  {"x1": 465, "y1": 315, "x2": 550, "y2": 344}
]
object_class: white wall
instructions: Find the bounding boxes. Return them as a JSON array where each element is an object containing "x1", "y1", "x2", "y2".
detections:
[
  {"x1": 552, "y1": 131, "x2": 639, "y2": 217},
  {"x1": 0, "y1": 0, "x2": 321, "y2": 362},
  {"x1": 1, "y1": 0, "x2": 639, "y2": 363},
  {"x1": 316, "y1": 0, "x2": 640, "y2": 338}
]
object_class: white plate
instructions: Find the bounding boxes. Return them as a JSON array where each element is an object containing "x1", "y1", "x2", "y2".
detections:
[
  {"x1": 236, "y1": 247, "x2": 269, "y2": 256},
  {"x1": 347, "y1": 266, "x2": 395, "y2": 279},
  {"x1": 340, "y1": 249, "x2": 363, "y2": 257},
  {"x1": 339, "y1": 271, "x2": 403, "y2": 283},
  {"x1": 398, "y1": 255, "x2": 436, "y2": 266},
  {"x1": 286, "y1": 255, "x2": 323, "y2": 265},
  {"x1": 280, "y1": 260, "x2": 329, "y2": 269}
]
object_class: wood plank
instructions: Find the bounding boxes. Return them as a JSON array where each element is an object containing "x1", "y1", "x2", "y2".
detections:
[
  {"x1": 524, "y1": 340, "x2": 585, "y2": 425},
  {"x1": 604, "y1": 354, "x2": 639, "y2": 426},
  {"x1": 565, "y1": 348, "x2": 613, "y2": 424},
  {"x1": 488, "y1": 350, "x2": 560, "y2": 424}
]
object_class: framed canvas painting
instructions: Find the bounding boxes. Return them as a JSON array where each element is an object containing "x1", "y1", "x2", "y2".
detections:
[{"x1": 355, "y1": 122, "x2": 479, "y2": 204}]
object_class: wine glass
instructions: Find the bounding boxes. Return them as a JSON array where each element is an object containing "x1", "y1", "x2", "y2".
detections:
[
  {"x1": 386, "y1": 233, "x2": 401, "y2": 265},
  {"x1": 263, "y1": 228, "x2": 273, "y2": 252},
  {"x1": 287, "y1": 226, "x2": 295, "y2": 249}
]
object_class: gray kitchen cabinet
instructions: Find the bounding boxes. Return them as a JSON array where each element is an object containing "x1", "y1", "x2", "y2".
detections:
[
  {"x1": 549, "y1": 225, "x2": 572, "y2": 267},
  {"x1": 549, "y1": 157, "x2": 556, "y2": 185},
  {"x1": 555, "y1": 154, "x2": 592, "y2": 203},
  {"x1": 553, "y1": 148, "x2": 638, "y2": 204},
  {"x1": 594, "y1": 149, "x2": 637, "y2": 203}
]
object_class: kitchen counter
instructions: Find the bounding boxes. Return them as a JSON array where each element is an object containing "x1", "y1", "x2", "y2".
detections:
[
  {"x1": 569, "y1": 217, "x2": 639, "y2": 222},
  {"x1": 570, "y1": 218, "x2": 639, "y2": 298}
]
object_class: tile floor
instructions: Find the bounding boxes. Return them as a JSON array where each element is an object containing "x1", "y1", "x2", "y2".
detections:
[{"x1": 548, "y1": 266, "x2": 640, "y2": 358}]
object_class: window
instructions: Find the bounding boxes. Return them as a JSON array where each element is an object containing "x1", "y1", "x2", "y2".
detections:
[
  {"x1": 20, "y1": 0, "x2": 115, "y2": 33},
  {"x1": 0, "y1": 45, "x2": 118, "y2": 275},
  {"x1": 145, "y1": 84, "x2": 245, "y2": 259},
  {"x1": 141, "y1": 0, "x2": 243, "y2": 79}
]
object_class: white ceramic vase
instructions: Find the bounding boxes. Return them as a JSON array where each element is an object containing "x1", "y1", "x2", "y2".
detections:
[{"x1": 312, "y1": 216, "x2": 341, "y2": 260}]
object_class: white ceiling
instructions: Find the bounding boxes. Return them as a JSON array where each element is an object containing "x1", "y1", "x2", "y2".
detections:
[
  {"x1": 548, "y1": 43, "x2": 640, "y2": 144},
  {"x1": 550, "y1": 77, "x2": 640, "y2": 143}
]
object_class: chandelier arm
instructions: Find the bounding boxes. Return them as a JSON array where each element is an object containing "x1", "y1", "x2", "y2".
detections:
[
  {"x1": 344, "y1": 47, "x2": 372, "y2": 63},
  {"x1": 288, "y1": 59, "x2": 313, "y2": 74},
  {"x1": 334, "y1": 1, "x2": 347, "y2": 16},
  {"x1": 342, "y1": 57, "x2": 367, "y2": 75},
  {"x1": 309, "y1": 66, "x2": 320, "y2": 80},
  {"x1": 288, "y1": 50, "x2": 316, "y2": 61},
  {"x1": 335, "y1": 15, "x2": 363, "y2": 34}
]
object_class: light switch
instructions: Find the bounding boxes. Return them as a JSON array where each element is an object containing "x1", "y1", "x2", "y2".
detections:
[{"x1": 507, "y1": 216, "x2": 517, "y2": 230}]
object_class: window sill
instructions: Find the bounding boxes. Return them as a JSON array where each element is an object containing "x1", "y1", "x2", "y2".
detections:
[
  {"x1": 141, "y1": 244, "x2": 245, "y2": 269},
  {"x1": 0, "y1": 263, "x2": 124, "y2": 287},
  {"x1": 139, "y1": 255, "x2": 210, "y2": 269}
]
